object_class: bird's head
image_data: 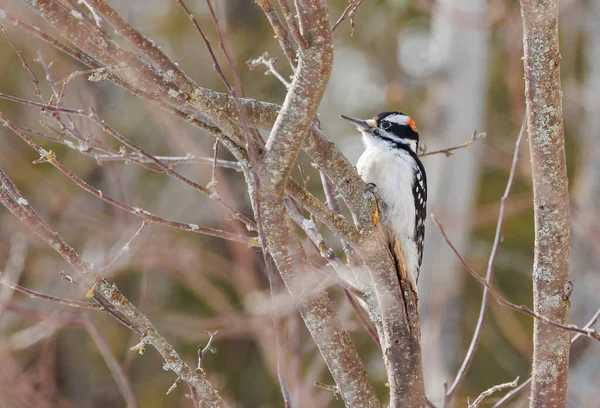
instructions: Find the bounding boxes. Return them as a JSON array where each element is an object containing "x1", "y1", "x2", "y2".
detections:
[{"x1": 340, "y1": 111, "x2": 419, "y2": 153}]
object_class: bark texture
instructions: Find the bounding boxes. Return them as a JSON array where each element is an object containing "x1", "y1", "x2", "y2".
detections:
[
  {"x1": 520, "y1": 0, "x2": 571, "y2": 406},
  {"x1": 5, "y1": 0, "x2": 427, "y2": 405}
]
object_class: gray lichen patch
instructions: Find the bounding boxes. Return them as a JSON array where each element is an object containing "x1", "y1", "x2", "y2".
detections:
[
  {"x1": 535, "y1": 360, "x2": 559, "y2": 384},
  {"x1": 532, "y1": 267, "x2": 554, "y2": 283}
]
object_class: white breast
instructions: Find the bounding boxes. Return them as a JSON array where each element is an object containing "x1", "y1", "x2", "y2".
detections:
[{"x1": 357, "y1": 135, "x2": 420, "y2": 285}]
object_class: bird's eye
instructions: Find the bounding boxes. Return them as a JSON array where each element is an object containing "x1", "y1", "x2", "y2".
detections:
[{"x1": 381, "y1": 121, "x2": 391, "y2": 130}]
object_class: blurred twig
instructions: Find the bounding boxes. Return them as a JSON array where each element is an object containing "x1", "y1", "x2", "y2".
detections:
[
  {"x1": 492, "y1": 306, "x2": 600, "y2": 408},
  {"x1": 0, "y1": 165, "x2": 228, "y2": 407},
  {"x1": 0, "y1": 236, "x2": 28, "y2": 321},
  {"x1": 84, "y1": 319, "x2": 138, "y2": 408},
  {"x1": 0, "y1": 277, "x2": 107, "y2": 311},
  {"x1": 331, "y1": 0, "x2": 365, "y2": 36},
  {"x1": 431, "y1": 215, "x2": 600, "y2": 342},
  {"x1": 445, "y1": 117, "x2": 525, "y2": 401},
  {"x1": 419, "y1": 131, "x2": 486, "y2": 158},
  {"x1": 0, "y1": 112, "x2": 253, "y2": 245},
  {"x1": 468, "y1": 377, "x2": 519, "y2": 408},
  {"x1": 105, "y1": 221, "x2": 150, "y2": 272},
  {"x1": 247, "y1": 53, "x2": 291, "y2": 88}
]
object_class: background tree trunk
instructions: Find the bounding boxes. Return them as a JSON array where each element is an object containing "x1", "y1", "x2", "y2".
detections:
[
  {"x1": 421, "y1": 0, "x2": 489, "y2": 397},
  {"x1": 568, "y1": 0, "x2": 600, "y2": 405}
]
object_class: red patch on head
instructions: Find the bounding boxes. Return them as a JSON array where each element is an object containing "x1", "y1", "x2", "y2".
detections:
[{"x1": 407, "y1": 118, "x2": 418, "y2": 132}]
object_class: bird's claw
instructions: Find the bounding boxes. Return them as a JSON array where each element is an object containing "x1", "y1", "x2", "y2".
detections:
[
  {"x1": 365, "y1": 182, "x2": 378, "y2": 194},
  {"x1": 364, "y1": 183, "x2": 387, "y2": 224}
]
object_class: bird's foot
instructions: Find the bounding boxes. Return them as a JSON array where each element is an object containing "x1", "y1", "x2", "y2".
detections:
[
  {"x1": 364, "y1": 183, "x2": 387, "y2": 224},
  {"x1": 365, "y1": 182, "x2": 378, "y2": 194}
]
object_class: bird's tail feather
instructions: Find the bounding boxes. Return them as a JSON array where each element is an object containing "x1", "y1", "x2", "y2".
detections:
[{"x1": 389, "y1": 233, "x2": 418, "y2": 294}]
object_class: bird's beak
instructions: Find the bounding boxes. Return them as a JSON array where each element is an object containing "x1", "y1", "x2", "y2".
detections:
[{"x1": 340, "y1": 115, "x2": 377, "y2": 130}]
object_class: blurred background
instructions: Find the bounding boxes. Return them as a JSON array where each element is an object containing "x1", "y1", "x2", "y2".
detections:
[{"x1": 0, "y1": 0, "x2": 598, "y2": 407}]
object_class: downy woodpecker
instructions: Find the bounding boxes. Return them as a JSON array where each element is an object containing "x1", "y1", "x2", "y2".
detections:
[{"x1": 341, "y1": 112, "x2": 427, "y2": 291}]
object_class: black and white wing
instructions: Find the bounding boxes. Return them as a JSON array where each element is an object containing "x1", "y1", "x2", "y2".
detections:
[{"x1": 413, "y1": 159, "x2": 427, "y2": 283}]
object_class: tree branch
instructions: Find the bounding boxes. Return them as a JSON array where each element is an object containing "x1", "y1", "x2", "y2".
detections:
[
  {"x1": 253, "y1": 1, "x2": 379, "y2": 405},
  {"x1": 0, "y1": 167, "x2": 228, "y2": 407},
  {"x1": 446, "y1": 117, "x2": 525, "y2": 400},
  {"x1": 520, "y1": 0, "x2": 571, "y2": 405}
]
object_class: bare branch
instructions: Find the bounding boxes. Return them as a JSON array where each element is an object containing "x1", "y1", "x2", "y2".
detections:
[
  {"x1": 468, "y1": 377, "x2": 519, "y2": 408},
  {"x1": 84, "y1": 319, "x2": 139, "y2": 408},
  {"x1": 175, "y1": 0, "x2": 234, "y2": 93},
  {"x1": 1, "y1": 27, "x2": 43, "y2": 100},
  {"x1": 446, "y1": 118, "x2": 525, "y2": 399},
  {"x1": 0, "y1": 236, "x2": 28, "y2": 320},
  {"x1": 247, "y1": 53, "x2": 291, "y2": 88},
  {"x1": 89, "y1": 111, "x2": 256, "y2": 231},
  {"x1": 492, "y1": 306, "x2": 600, "y2": 408},
  {"x1": 277, "y1": 0, "x2": 308, "y2": 50},
  {"x1": 0, "y1": 167, "x2": 229, "y2": 407},
  {"x1": 0, "y1": 112, "x2": 252, "y2": 245},
  {"x1": 419, "y1": 131, "x2": 486, "y2": 158},
  {"x1": 0, "y1": 277, "x2": 106, "y2": 311},
  {"x1": 84, "y1": 0, "x2": 194, "y2": 93},
  {"x1": 431, "y1": 215, "x2": 600, "y2": 342},
  {"x1": 331, "y1": 0, "x2": 365, "y2": 35},
  {"x1": 253, "y1": 1, "x2": 380, "y2": 405},
  {"x1": 196, "y1": 330, "x2": 219, "y2": 373},
  {"x1": 105, "y1": 221, "x2": 150, "y2": 272},
  {"x1": 287, "y1": 179, "x2": 359, "y2": 242},
  {"x1": 255, "y1": 0, "x2": 298, "y2": 67}
]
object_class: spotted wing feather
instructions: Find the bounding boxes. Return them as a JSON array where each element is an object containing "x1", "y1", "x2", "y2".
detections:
[{"x1": 413, "y1": 158, "x2": 427, "y2": 283}]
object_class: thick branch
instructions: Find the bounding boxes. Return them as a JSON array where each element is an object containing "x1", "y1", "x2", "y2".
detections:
[
  {"x1": 254, "y1": 2, "x2": 379, "y2": 406},
  {"x1": 520, "y1": 0, "x2": 571, "y2": 406}
]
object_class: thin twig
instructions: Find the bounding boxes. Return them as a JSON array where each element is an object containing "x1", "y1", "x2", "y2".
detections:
[
  {"x1": 1, "y1": 27, "x2": 43, "y2": 99},
  {"x1": 492, "y1": 306, "x2": 600, "y2": 408},
  {"x1": 431, "y1": 215, "x2": 600, "y2": 342},
  {"x1": 77, "y1": 0, "x2": 103, "y2": 27},
  {"x1": 89, "y1": 111, "x2": 255, "y2": 230},
  {"x1": 35, "y1": 52, "x2": 98, "y2": 145},
  {"x1": 85, "y1": 319, "x2": 139, "y2": 408},
  {"x1": 314, "y1": 382, "x2": 341, "y2": 400},
  {"x1": 419, "y1": 131, "x2": 486, "y2": 157},
  {"x1": 56, "y1": 67, "x2": 108, "y2": 104},
  {"x1": 0, "y1": 236, "x2": 28, "y2": 320},
  {"x1": 0, "y1": 112, "x2": 253, "y2": 245},
  {"x1": 285, "y1": 199, "x2": 363, "y2": 298},
  {"x1": 105, "y1": 221, "x2": 151, "y2": 272},
  {"x1": 0, "y1": 276, "x2": 107, "y2": 311},
  {"x1": 196, "y1": 330, "x2": 218, "y2": 372},
  {"x1": 175, "y1": 0, "x2": 233, "y2": 92},
  {"x1": 468, "y1": 377, "x2": 519, "y2": 408},
  {"x1": 247, "y1": 53, "x2": 291, "y2": 88},
  {"x1": 0, "y1": 91, "x2": 89, "y2": 115},
  {"x1": 331, "y1": 0, "x2": 365, "y2": 35},
  {"x1": 446, "y1": 118, "x2": 525, "y2": 398},
  {"x1": 208, "y1": 138, "x2": 220, "y2": 194},
  {"x1": 15, "y1": 122, "x2": 241, "y2": 170}
]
